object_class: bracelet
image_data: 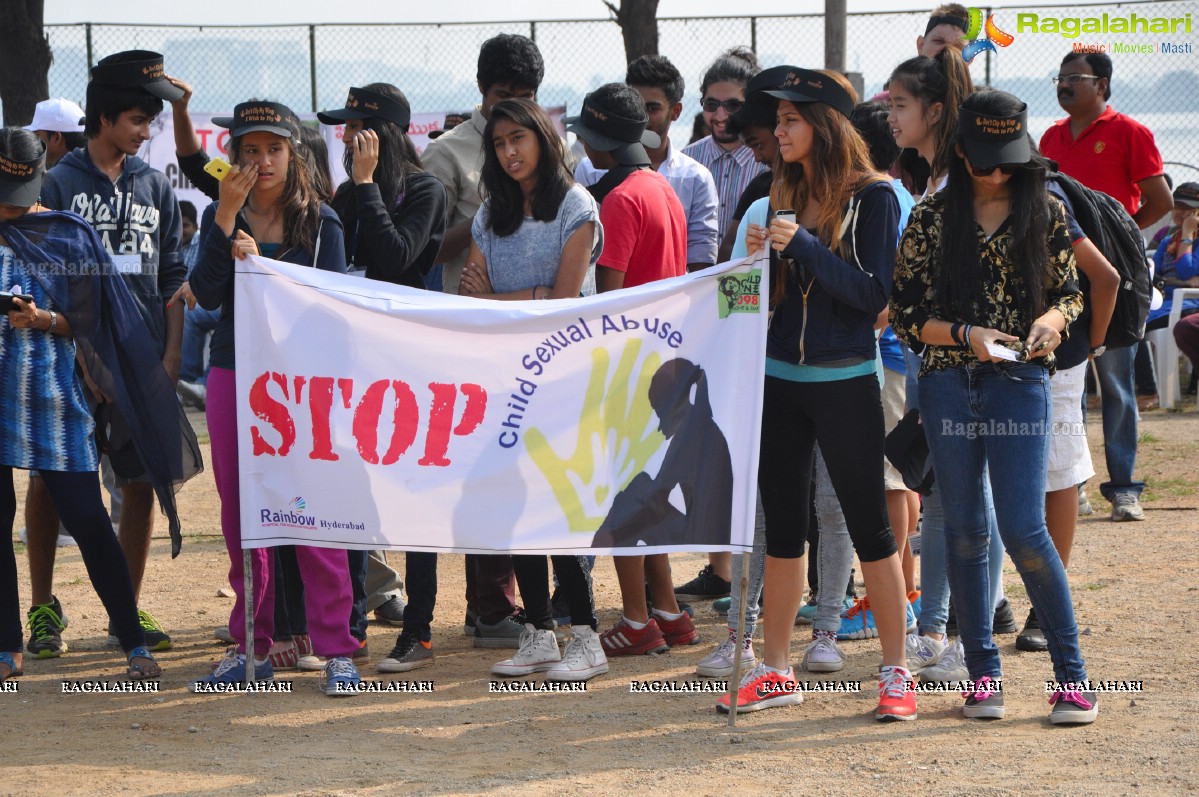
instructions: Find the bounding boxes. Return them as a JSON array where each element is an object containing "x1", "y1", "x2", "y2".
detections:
[
  {"x1": 963, "y1": 325, "x2": 973, "y2": 350},
  {"x1": 950, "y1": 322, "x2": 964, "y2": 346},
  {"x1": 46, "y1": 310, "x2": 58, "y2": 334}
]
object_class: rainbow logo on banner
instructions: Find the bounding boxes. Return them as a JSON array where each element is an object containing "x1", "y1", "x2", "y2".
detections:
[
  {"x1": 289, "y1": 497, "x2": 306, "y2": 511},
  {"x1": 963, "y1": 8, "x2": 1016, "y2": 63}
]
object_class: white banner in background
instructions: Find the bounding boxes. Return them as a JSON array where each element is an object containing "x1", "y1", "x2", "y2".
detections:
[{"x1": 233, "y1": 256, "x2": 767, "y2": 555}]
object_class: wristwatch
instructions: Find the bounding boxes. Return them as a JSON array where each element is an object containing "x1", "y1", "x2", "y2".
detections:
[
  {"x1": 1180, "y1": 237, "x2": 1195, "y2": 246},
  {"x1": 1090, "y1": 345, "x2": 1106, "y2": 357}
]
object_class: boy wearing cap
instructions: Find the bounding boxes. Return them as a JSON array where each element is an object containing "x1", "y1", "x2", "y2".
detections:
[
  {"x1": 24, "y1": 99, "x2": 87, "y2": 168},
  {"x1": 566, "y1": 82, "x2": 693, "y2": 656},
  {"x1": 25, "y1": 50, "x2": 186, "y2": 657}
]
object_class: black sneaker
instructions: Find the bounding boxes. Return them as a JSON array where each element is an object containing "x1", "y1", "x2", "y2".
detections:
[
  {"x1": 673, "y1": 565, "x2": 731, "y2": 601},
  {"x1": 992, "y1": 598, "x2": 1018, "y2": 635},
  {"x1": 962, "y1": 678, "x2": 1005, "y2": 719},
  {"x1": 472, "y1": 615, "x2": 526, "y2": 649},
  {"x1": 1016, "y1": 608, "x2": 1049, "y2": 652},
  {"x1": 1049, "y1": 688, "x2": 1098, "y2": 725},
  {"x1": 372, "y1": 595, "x2": 406, "y2": 627},
  {"x1": 108, "y1": 610, "x2": 172, "y2": 651},
  {"x1": 463, "y1": 608, "x2": 477, "y2": 636},
  {"x1": 27, "y1": 597, "x2": 68, "y2": 658},
  {"x1": 378, "y1": 633, "x2": 433, "y2": 673}
]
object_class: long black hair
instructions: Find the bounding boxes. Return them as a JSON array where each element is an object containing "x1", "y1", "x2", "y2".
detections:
[
  {"x1": 480, "y1": 98, "x2": 572, "y2": 237},
  {"x1": 297, "y1": 123, "x2": 334, "y2": 202},
  {"x1": 337, "y1": 82, "x2": 423, "y2": 211},
  {"x1": 936, "y1": 90, "x2": 1050, "y2": 325}
]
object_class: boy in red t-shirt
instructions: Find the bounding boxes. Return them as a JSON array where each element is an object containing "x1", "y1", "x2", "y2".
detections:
[{"x1": 564, "y1": 84, "x2": 694, "y2": 655}]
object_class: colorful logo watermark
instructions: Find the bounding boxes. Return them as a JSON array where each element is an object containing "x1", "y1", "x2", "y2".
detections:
[
  {"x1": 962, "y1": 7, "x2": 1016, "y2": 64},
  {"x1": 716, "y1": 269, "x2": 763, "y2": 319}
]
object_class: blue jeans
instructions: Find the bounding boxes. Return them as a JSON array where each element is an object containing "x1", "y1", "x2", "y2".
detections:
[
  {"x1": 1092, "y1": 346, "x2": 1144, "y2": 500},
  {"x1": 920, "y1": 362, "x2": 1087, "y2": 685},
  {"x1": 180, "y1": 304, "x2": 220, "y2": 384}
]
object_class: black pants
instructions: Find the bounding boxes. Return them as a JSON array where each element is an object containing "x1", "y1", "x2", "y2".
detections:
[
  {"x1": 273, "y1": 546, "x2": 307, "y2": 640},
  {"x1": 1, "y1": 467, "x2": 144, "y2": 652},
  {"x1": 758, "y1": 374, "x2": 897, "y2": 562},
  {"x1": 511, "y1": 554, "x2": 597, "y2": 630}
]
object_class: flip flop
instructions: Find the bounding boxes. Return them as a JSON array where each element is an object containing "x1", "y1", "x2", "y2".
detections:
[
  {"x1": 126, "y1": 646, "x2": 162, "y2": 680},
  {"x1": 0, "y1": 652, "x2": 22, "y2": 680}
]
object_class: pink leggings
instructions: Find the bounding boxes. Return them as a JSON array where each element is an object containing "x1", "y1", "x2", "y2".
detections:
[{"x1": 207, "y1": 367, "x2": 358, "y2": 658}]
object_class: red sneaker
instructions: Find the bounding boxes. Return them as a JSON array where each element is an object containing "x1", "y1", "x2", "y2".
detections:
[
  {"x1": 599, "y1": 618, "x2": 669, "y2": 656},
  {"x1": 876, "y1": 666, "x2": 918, "y2": 722},
  {"x1": 656, "y1": 611, "x2": 699, "y2": 647},
  {"x1": 716, "y1": 663, "x2": 803, "y2": 714}
]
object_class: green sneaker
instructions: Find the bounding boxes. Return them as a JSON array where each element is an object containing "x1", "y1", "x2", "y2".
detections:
[
  {"x1": 27, "y1": 597, "x2": 68, "y2": 658},
  {"x1": 108, "y1": 610, "x2": 172, "y2": 651}
]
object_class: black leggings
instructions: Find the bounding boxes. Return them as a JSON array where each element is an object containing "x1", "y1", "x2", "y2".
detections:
[
  {"x1": 758, "y1": 374, "x2": 898, "y2": 562},
  {"x1": 511, "y1": 554, "x2": 597, "y2": 631},
  {"x1": 1, "y1": 467, "x2": 144, "y2": 653}
]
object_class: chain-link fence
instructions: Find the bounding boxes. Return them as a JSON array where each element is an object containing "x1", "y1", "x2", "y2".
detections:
[{"x1": 40, "y1": 1, "x2": 1199, "y2": 176}]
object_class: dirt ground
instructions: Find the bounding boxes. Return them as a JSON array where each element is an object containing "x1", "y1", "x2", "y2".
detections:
[{"x1": 3, "y1": 398, "x2": 1198, "y2": 797}]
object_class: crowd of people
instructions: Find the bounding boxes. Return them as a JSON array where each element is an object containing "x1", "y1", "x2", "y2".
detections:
[{"x1": 5, "y1": 3, "x2": 1194, "y2": 726}]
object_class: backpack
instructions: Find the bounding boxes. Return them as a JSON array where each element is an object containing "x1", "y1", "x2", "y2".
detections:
[{"x1": 1047, "y1": 170, "x2": 1151, "y2": 349}]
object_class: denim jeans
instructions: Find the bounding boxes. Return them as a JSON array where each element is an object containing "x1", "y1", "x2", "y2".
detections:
[
  {"x1": 920, "y1": 362, "x2": 1088, "y2": 685},
  {"x1": 1092, "y1": 346, "x2": 1145, "y2": 500},
  {"x1": 904, "y1": 349, "x2": 1004, "y2": 635},
  {"x1": 812, "y1": 446, "x2": 854, "y2": 635},
  {"x1": 402, "y1": 552, "x2": 438, "y2": 641},
  {"x1": 180, "y1": 304, "x2": 220, "y2": 384}
]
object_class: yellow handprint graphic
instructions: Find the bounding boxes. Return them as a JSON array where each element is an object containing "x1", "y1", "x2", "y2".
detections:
[{"x1": 526, "y1": 339, "x2": 665, "y2": 532}]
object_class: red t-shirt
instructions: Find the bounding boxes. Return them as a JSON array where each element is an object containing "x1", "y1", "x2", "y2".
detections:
[
  {"x1": 1039, "y1": 106, "x2": 1164, "y2": 217},
  {"x1": 597, "y1": 169, "x2": 688, "y2": 289}
]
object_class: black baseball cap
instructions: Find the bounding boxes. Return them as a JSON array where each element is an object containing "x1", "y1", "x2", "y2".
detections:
[
  {"x1": 749, "y1": 66, "x2": 855, "y2": 120},
  {"x1": 318, "y1": 87, "x2": 411, "y2": 131},
  {"x1": 957, "y1": 102, "x2": 1032, "y2": 169},
  {"x1": 565, "y1": 89, "x2": 660, "y2": 166},
  {"x1": 212, "y1": 102, "x2": 296, "y2": 139},
  {"x1": 0, "y1": 139, "x2": 47, "y2": 207},
  {"x1": 1173, "y1": 182, "x2": 1199, "y2": 208},
  {"x1": 89, "y1": 50, "x2": 184, "y2": 102}
]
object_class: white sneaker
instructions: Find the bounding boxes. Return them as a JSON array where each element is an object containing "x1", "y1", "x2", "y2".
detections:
[
  {"x1": 546, "y1": 625, "x2": 609, "y2": 681},
  {"x1": 921, "y1": 639, "x2": 969, "y2": 683},
  {"x1": 17, "y1": 527, "x2": 76, "y2": 547},
  {"x1": 492, "y1": 624, "x2": 560, "y2": 676},
  {"x1": 695, "y1": 627, "x2": 755, "y2": 678},
  {"x1": 177, "y1": 380, "x2": 207, "y2": 410},
  {"x1": 800, "y1": 630, "x2": 845, "y2": 673},
  {"x1": 906, "y1": 633, "x2": 949, "y2": 674}
]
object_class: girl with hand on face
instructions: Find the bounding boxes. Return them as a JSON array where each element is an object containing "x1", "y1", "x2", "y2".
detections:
[
  {"x1": 724, "y1": 68, "x2": 916, "y2": 722},
  {"x1": 180, "y1": 101, "x2": 358, "y2": 696},
  {"x1": 890, "y1": 90, "x2": 1096, "y2": 725},
  {"x1": 460, "y1": 97, "x2": 608, "y2": 683}
]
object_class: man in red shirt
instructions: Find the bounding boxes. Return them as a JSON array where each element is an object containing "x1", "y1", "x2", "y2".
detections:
[
  {"x1": 1040, "y1": 51, "x2": 1172, "y2": 523},
  {"x1": 565, "y1": 83, "x2": 693, "y2": 656}
]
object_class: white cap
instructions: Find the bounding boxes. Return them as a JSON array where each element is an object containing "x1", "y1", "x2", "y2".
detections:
[{"x1": 24, "y1": 98, "x2": 86, "y2": 133}]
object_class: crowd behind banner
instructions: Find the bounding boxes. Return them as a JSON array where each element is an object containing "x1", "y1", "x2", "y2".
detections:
[{"x1": 4, "y1": 2, "x2": 1198, "y2": 728}]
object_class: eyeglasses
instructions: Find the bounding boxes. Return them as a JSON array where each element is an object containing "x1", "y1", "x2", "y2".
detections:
[
  {"x1": 969, "y1": 163, "x2": 1021, "y2": 177},
  {"x1": 702, "y1": 98, "x2": 744, "y2": 114},
  {"x1": 1051, "y1": 74, "x2": 1100, "y2": 86}
]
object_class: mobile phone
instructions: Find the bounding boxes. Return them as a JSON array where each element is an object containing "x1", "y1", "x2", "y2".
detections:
[
  {"x1": 203, "y1": 157, "x2": 232, "y2": 182},
  {"x1": 0, "y1": 291, "x2": 35, "y2": 314},
  {"x1": 774, "y1": 209, "x2": 796, "y2": 223}
]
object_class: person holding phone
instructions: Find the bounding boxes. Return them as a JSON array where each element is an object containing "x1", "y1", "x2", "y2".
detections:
[
  {"x1": 179, "y1": 101, "x2": 358, "y2": 695},
  {"x1": 459, "y1": 97, "x2": 607, "y2": 682},
  {"x1": 721, "y1": 67, "x2": 915, "y2": 721},
  {"x1": 1, "y1": 127, "x2": 193, "y2": 683},
  {"x1": 890, "y1": 90, "x2": 1096, "y2": 724}
]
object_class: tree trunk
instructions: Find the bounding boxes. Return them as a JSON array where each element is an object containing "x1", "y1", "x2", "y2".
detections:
[
  {"x1": 0, "y1": 0, "x2": 53, "y2": 127},
  {"x1": 605, "y1": 0, "x2": 660, "y2": 63}
]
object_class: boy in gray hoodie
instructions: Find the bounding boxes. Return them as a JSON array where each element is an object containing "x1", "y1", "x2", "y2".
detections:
[{"x1": 24, "y1": 50, "x2": 185, "y2": 658}]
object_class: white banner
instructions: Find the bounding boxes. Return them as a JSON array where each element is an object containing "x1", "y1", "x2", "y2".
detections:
[{"x1": 233, "y1": 256, "x2": 767, "y2": 555}]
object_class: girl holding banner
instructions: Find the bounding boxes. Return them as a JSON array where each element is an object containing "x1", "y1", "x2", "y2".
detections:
[
  {"x1": 458, "y1": 98, "x2": 607, "y2": 681},
  {"x1": 724, "y1": 68, "x2": 917, "y2": 720},
  {"x1": 182, "y1": 101, "x2": 360, "y2": 695}
]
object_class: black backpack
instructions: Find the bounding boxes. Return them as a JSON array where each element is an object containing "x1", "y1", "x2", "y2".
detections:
[{"x1": 1048, "y1": 170, "x2": 1151, "y2": 349}]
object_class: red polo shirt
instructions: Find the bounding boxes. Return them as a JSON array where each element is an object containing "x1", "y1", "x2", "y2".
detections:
[{"x1": 1039, "y1": 105, "x2": 1164, "y2": 217}]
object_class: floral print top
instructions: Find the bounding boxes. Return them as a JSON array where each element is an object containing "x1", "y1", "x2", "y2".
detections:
[{"x1": 889, "y1": 193, "x2": 1082, "y2": 376}]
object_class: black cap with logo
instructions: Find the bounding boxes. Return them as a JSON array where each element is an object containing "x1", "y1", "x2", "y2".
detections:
[
  {"x1": 0, "y1": 139, "x2": 47, "y2": 207},
  {"x1": 89, "y1": 50, "x2": 184, "y2": 102},
  {"x1": 1173, "y1": 182, "x2": 1199, "y2": 209},
  {"x1": 957, "y1": 102, "x2": 1032, "y2": 169},
  {"x1": 565, "y1": 90, "x2": 660, "y2": 167},
  {"x1": 318, "y1": 87, "x2": 411, "y2": 131},
  {"x1": 212, "y1": 101, "x2": 297, "y2": 139},
  {"x1": 749, "y1": 66, "x2": 855, "y2": 120}
]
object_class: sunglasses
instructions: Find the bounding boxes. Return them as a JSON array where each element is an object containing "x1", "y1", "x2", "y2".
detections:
[
  {"x1": 1051, "y1": 74, "x2": 1100, "y2": 86},
  {"x1": 702, "y1": 98, "x2": 744, "y2": 114},
  {"x1": 969, "y1": 162, "x2": 1021, "y2": 177}
]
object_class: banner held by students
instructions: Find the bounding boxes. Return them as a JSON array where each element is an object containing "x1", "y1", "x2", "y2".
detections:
[{"x1": 234, "y1": 254, "x2": 766, "y2": 555}]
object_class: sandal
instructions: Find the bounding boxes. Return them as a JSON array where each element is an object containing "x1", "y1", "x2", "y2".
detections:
[
  {"x1": 127, "y1": 646, "x2": 162, "y2": 680},
  {"x1": 0, "y1": 651, "x2": 22, "y2": 680}
]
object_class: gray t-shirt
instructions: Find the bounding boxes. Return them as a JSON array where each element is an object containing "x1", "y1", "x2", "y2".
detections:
[{"x1": 472, "y1": 183, "x2": 602, "y2": 296}]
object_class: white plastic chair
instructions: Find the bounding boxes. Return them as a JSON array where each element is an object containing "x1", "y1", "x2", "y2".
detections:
[{"x1": 1148, "y1": 287, "x2": 1199, "y2": 409}]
